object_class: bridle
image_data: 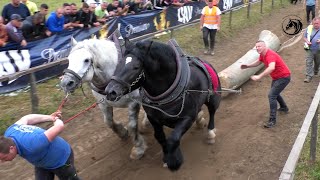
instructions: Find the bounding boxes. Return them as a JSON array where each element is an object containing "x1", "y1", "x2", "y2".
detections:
[
  {"x1": 63, "y1": 59, "x2": 93, "y2": 89},
  {"x1": 110, "y1": 70, "x2": 145, "y2": 94}
]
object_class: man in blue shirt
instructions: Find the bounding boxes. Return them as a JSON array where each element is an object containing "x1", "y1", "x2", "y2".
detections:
[
  {"x1": 0, "y1": 111, "x2": 81, "y2": 180},
  {"x1": 46, "y1": 8, "x2": 68, "y2": 33},
  {"x1": 1, "y1": 0, "x2": 31, "y2": 24}
]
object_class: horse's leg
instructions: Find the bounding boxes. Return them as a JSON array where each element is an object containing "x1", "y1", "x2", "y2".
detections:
[
  {"x1": 165, "y1": 117, "x2": 194, "y2": 171},
  {"x1": 195, "y1": 107, "x2": 206, "y2": 129},
  {"x1": 99, "y1": 103, "x2": 128, "y2": 140},
  {"x1": 140, "y1": 112, "x2": 152, "y2": 133},
  {"x1": 206, "y1": 95, "x2": 221, "y2": 144},
  {"x1": 127, "y1": 102, "x2": 147, "y2": 160},
  {"x1": 148, "y1": 119, "x2": 168, "y2": 167}
]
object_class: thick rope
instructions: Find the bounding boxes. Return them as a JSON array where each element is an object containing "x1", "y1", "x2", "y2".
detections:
[{"x1": 277, "y1": 29, "x2": 305, "y2": 53}]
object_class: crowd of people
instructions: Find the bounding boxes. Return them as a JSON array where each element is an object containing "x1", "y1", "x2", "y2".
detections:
[{"x1": 1, "y1": 0, "x2": 197, "y2": 48}]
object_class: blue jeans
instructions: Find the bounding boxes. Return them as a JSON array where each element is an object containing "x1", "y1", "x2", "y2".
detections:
[{"x1": 268, "y1": 76, "x2": 291, "y2": 120}]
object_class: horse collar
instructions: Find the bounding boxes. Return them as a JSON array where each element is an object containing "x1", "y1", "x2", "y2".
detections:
[{"x1": 141, "y1": 39, "x2": 190, "y2": 105}]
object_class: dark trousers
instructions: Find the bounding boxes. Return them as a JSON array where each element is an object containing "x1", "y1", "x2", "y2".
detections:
[
  {"x1": 202, "y1": 27, "x2": 217, "y2": 51},
  {"x1": 268, "y1": 76, "x2": 291, "y2": 121},
  {"x1": 35, "y1": 150, "x2": 80, "y2": 180},
  {"x1": 306, "y1": 5, "x2": 315, "y2": 23}
]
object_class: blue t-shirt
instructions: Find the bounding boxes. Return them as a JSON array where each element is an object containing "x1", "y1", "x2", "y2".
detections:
[
  {"x1": 306, "y1": 0, "x2": 316, "y2": 6},
  {"x1": 1, "y1": 3, "x2": 30, "y2": 23},
  {"x1": 4, "y1": 124, "x2": 71, "y2": 169}
]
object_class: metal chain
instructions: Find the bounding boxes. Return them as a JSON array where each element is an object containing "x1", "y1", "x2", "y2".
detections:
[{"x1": 130, "y1": 90, "x2": 187, "y2": 118}]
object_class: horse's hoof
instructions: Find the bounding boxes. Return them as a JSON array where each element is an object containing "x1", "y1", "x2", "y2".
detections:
[
  {"x1": 163, "y1": 163, "x2": 168, "y2": 168},
  {"x1": 196, "y1": 117, "x2": 207, "y2": 129},
  {"x1": 207, "y1": 129, "x2": 216, "y2": 144},
  {"x1": 119, "y1": 128, "x2": 129, "y2": 140},
  {"x1": 130, "y1": 146, "x2": 146, "y2": 160}
]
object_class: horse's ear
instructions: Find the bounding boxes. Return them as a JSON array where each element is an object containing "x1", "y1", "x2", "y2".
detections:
[{"x1": 71, "y1": 37, "x2": 78, "y2": 47}]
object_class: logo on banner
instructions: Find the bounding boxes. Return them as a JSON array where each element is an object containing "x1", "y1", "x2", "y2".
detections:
[
  {"x1": 0, "y1": 50, "x2": 31, "y2": 86},
  {"x1": 154, "y1": 11, "x2": 170, "y2": 31},
  {"x1": 41, "y1": 47, "x2": 72, "y2": 63},
  {"x1": 124, "y1": 23, "x2": 150, "y2": 37},
  {"x1": 223, "y1": 0, "x2": 233, "y2": 10},
  {"x1": 281, "y1": 15, "x2": 303, "y2": 36},
  {"x1": 177, "y1": 6, "x2": 193, "y2": 23}
]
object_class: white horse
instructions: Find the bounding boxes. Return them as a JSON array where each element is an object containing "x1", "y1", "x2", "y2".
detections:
[{"x1": 60, "y1": 37, "x2": 147, "y2": 159}]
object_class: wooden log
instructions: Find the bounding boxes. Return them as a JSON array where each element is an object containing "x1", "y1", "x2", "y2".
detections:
[{"x1": 218, "y1": 30, "x2": 281, "y2": 92}]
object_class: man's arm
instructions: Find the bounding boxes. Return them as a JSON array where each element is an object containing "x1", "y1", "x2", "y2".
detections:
[
  {"x1": 251, "y1": 62, "x2": 275, "y2": 81},
  {"x1": 15, "y1": 114, "x2": 54, "y2": 125},
  {"x1": 240, "y1": 59, "x2": 261, "y2": 69},
  {"x1": 44, "y1": 119, "x2": 65, "y2": 142}
]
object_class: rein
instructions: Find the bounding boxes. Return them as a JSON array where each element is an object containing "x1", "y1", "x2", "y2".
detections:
[{"x1": 56, "y1": 93, "x2": 105, "y2": 124}]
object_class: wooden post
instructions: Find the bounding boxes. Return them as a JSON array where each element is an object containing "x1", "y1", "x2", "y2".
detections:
[
  {"x1": 261, "y1": 0, "x2": 263, "y2": 14},
  {"x1": 310, "y1": 106, "x2": 318, "y2": 163},
  {"x1": 229, "y1": 10, "x2": 233, "y2": 29},
  {"x1": 247, "y1": 2, "x2": 251, "y2": 19},
  {"x1": 272, "y1": 0, "x2": 274, "y2": 8},
  {"x1": 29, "y1": 73, "x2": 39, "y2": 113}
]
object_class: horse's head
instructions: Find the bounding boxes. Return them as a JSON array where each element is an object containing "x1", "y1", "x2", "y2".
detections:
[
  {"x1": 105, "y1": 39, "x2": 148, "y2": 101},
  {"x1": 60, "y1": 38, "x2": 97, "y2": 93}
]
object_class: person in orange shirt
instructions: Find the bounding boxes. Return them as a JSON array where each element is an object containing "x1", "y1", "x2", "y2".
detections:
[
  {"x1": 0, "y1": 16, "x2": 8, "y2": 47},
  {"x1": 200, "y1": 0, "x2": 221, "y2": 56}
]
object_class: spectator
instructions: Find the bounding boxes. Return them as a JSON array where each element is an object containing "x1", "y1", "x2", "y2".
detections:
[
  {"x1": 39, "y1": 4, "x2": 49, "y2": 16},
  {"x1": 303, "y1": 17, "x2": 320, "y2": 83},
  {"x1": 62, "y1": 3, "x2": 74, "y2": 29},
  {"x1": 6, "y1": 14, "x2": 27, "y2": 47},
  {"x1": 95, "y1": 2, "x2": 110, "y2": 23},
  {"x1": 75, "y1": 2, "x2": 100, "y2": 28},
  {"x1": 46, "y1": 8, "x2": 65, "y2": 33},
  {"x1": 0, "y1": 111, "x2": 81, "y2": 180},
  {"x1": 129, "y1": 0, "x2": 153, "y2": 14},
  {"x1": 21, "y1": 13, "x2": 50, "y2": 41},
  {"x1": 0, "y1": 16, "x2": 8, "y2": 47},
  {"x1": 63, "y1": 3, "x2": 72, "y2": 24},
  {"x1": 21, "y1": 0, "x2": 38, "y2": 15},
  {"x1": 70, "y1": 3, "x2": 79, "y2": 23},
  {"x1": 171, "y1": 0, "x2": 186, "y2": 7},
  {"x1": 107, "y1": 0, "x2": 125, "y2": 16},
  {"x1": 1, "y1": 0, "x2": 31, "y2": 24},
  {"x1": 200, "y1": 0, "x2": 221, "y2": 55}
]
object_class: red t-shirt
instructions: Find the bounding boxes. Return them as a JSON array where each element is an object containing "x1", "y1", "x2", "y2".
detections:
[{"x1": 259, "y1": 49, "x2": 291, "y2": 80}]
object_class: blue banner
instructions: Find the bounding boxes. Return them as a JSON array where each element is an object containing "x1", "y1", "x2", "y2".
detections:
[{"x1": 0, "y1": 27, "x2": 101, "y2": 93}]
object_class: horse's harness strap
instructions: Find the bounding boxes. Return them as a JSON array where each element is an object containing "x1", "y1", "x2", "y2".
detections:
[
  {"x1": 189, "y1": 58, "x2": 214, "y2": 101},
  {"x1": 141, "y1": 39, "x2": 190, "y2": 105},
  {"x1": 111, "y1": 75, "x2": 132, "y2": 90}
]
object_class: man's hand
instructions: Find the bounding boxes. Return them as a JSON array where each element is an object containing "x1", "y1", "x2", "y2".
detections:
[
  {"x1": 240, "y1": 64, "x2": 248, "y2": 69},
  {"x1": 50, "y1": 111, "x2": 62, "y2": 121},
  {"x1": 250, "y1": 75, "x2": 261, "y2": 81},
  {"x1": 21, "y1": 40, "x2": 27, "y2": 47}
]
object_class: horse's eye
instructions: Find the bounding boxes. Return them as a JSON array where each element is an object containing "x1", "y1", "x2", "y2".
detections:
[{"x1": 84, "y1": 59, "x2": 90, "y2": 63}]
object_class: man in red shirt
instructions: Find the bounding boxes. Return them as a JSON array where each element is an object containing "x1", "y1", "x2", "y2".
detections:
[{"x1": 241, "y1": 40, "x2": 291, "y2": 128}]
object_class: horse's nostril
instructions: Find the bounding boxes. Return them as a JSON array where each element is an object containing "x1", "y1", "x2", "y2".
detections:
[{"x1": 67, "y1": 81, "x2": 74, "y2": 87}]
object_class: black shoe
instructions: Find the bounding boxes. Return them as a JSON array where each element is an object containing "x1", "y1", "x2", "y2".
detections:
[
  {"x1": 264, "y1": 121, "x2": 276, "y2": 128},
  {"x1": 278, "y1": 107, "x2": 289, "y2": 113}
]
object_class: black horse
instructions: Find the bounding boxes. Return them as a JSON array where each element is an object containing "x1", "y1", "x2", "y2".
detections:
[{"x1": 105, "y1": 39, "x2": 221, "y2": 171}]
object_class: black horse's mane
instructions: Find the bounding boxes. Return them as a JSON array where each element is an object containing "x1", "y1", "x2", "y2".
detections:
[{"x1": 125, "y1": 40, "x2": 177, "y2": 72}]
